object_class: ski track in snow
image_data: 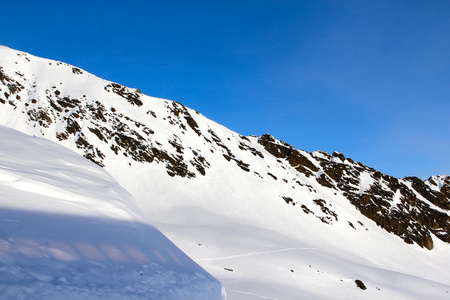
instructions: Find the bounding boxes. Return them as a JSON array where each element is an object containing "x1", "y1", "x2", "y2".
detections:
[
  {"x1": 196, "y1": 247, "x2": 317, "y2": 261},
  {"x1": 226, "y1": 288, "x2": 281, "y2": 300}
]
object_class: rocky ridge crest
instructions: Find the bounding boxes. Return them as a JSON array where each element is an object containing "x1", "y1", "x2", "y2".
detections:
[{"x1": 0, "y1": 46, "x2": 448, "y2": 250}]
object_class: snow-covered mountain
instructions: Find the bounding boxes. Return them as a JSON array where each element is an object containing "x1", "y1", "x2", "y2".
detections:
[{"x1": 1, "y1": 45, "x2": 449, "y2": 299}]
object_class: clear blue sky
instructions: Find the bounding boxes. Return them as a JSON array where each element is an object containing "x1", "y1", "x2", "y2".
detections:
[{"x1": 2, "y1": 0, "x2": 449, "y2": 179}]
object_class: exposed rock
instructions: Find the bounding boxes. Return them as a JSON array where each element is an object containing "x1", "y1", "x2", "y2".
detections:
[
  {"x1": 72, "y1": 67, "x2": 83, "y2": 74},
  {"x1": 259, "y1": 134, "x2": 449, "y2": 250},
  {"x1": 313, "y1": 199, "x2": 338, "y2": 223},
  {"x1": 355, "y1": 279, "x2": 367, "y2": 290},
  {"x1": 282, "y1": 196, "x2": 295, "y2": 206},
  {"x1": 105, "y1": 83, "x2": 143, "y2": 106},
  {"x1": 258, "y1": 134, "x2": 318, "y2": 177}
]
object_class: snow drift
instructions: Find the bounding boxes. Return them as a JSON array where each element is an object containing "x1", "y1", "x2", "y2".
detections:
[{"x1": 0, "y1": 125, "x2": 223, "y2": 299}]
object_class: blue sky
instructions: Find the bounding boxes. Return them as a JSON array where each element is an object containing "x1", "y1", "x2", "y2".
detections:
[{"x1": 2, "y1": 0, "x2": 449, "y2": 179}]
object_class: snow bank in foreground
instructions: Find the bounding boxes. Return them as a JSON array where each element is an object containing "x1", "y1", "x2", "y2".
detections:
[{"x1": 0, "y1": 126, "x2": 223, "y2": 299}]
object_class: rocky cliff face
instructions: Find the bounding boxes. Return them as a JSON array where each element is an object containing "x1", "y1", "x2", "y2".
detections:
[
  {"x1": 0, "y1": 46, "x2": 448, "y2": 251},
  {"x1": 258, "y1": 134, "x2": 449, "y2": 249}
]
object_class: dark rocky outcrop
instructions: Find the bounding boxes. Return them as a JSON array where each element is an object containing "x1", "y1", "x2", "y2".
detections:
[
  {"x1": 258, "y1": 134, "x2": 318, "y2": 177},
  {"x1": 105, "y1": 82, "x2": 143, "y2": 106},
  {"x1": 355, "y1": 279, "x2": 367, "y2": 290},
  {"x1": 258, "y1": 134, "x2": 449, "y2": 250}
]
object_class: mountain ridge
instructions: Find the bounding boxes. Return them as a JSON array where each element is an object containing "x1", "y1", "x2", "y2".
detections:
[
  {"x1": 1, "y1": 45, "x2": 449, "y2": 299},
  {"x1": 1, "y1": 46, "x2": 447, "y2": 249}
]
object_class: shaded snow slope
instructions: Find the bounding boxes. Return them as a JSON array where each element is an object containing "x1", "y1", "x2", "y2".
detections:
[
  {"x1": 1, "y1": 46, "x2": 449, "y2": 299},
  {"x1": 0, "y1": 125, "x2": 223, "y2": 299}
]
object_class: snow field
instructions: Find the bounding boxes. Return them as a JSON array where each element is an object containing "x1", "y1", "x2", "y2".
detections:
[{"x1": 0, "y1": 126, "x2": 223, "y2": 299}]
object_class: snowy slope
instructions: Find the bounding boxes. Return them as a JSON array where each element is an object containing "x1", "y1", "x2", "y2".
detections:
[
  {"x1": 0, "y1": 45, "x2": 449, "y2": 299},
  {"x1": 0, "y1": 125, "x2": 223, "y2": 299}
]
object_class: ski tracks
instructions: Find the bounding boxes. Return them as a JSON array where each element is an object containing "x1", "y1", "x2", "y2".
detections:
[
  {"x1": 196, "y1": 247, "x2": 316, "y2": 261},
  {"x1": 226, "y1": 288, "x2": 281, "y2": 300}
]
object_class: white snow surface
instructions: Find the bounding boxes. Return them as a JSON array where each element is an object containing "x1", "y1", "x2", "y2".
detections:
[
  {"x1": 1, "y1": 45, "x2": 450, "y2": 299},
  {"x1": 0, "y1": 125, "x2": 223, "y2": 300},
  {"x1": 359, "y1": 171, "x2": 375, "y2": 196},
  {"x1": 427, "y1": 175, "x2": 449, "y2": 192}
]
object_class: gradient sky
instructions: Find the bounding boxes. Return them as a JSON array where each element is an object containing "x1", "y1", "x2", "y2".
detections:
[{"x1": 2, "y1": 0, "x2": 449, "y2": 179}]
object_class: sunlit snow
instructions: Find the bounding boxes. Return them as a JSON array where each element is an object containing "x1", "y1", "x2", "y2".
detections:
[
  {"x1": 0, "y1": 45, "x2": 449, "y2": 299},
  {"x1": 0, "y1": 126, "x2": 223, "y2": 299}
]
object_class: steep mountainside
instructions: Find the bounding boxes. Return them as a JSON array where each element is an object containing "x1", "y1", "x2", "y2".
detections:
[
  {"x1": 1, "y1": 46, "x2": 449, "y2": 299},
  {"x1": 257, "y1": 134, "x2": 449, "y2": 250}
]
